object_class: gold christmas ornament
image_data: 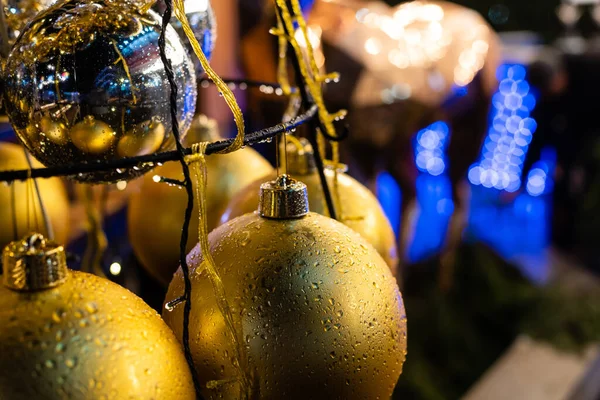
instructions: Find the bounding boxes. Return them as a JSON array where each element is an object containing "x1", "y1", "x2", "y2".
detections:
[
  {"x1": 0, "y1": 233, "x2": 196, "y2": 399},
  {"x1": 2, "y1": 0, "x2": 197, "y2": 183},
  {"x1": 128, "y1": 116, "x2": 273, "y2": 285},
  {"x1": 0, "y1": 142, "x2": 69, "y2": 251},
  {"x1": 164, "y1": 176, "x2": 407, "y2": 399},
  {"x1": 221, "y1": 138, "x2": 398, "y2": 273}
]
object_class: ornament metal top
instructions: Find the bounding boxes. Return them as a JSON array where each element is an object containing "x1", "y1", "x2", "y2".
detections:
[{"x1": 2, "y1": 0, "x2": 197, "y2": 183}]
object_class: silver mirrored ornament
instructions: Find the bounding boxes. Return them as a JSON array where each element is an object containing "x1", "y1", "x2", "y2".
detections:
[
  {"x1": 2, "y1": 0, "x2": 197, "y2": 183},
  {"x1": 154, "y1": 0, "x2": 216, "y2": 75},
  {"x1": 1, "y1": 0, "x2": 57, "y2": 52}
]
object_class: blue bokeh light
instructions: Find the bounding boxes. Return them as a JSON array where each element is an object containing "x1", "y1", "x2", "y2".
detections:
[
  {"x1": 469, "y1": 64, "x2": 538, "y2": 192},
  {"x1": 376, "y1": 63, "x2": 554, "y2": 277},
  {"x1": 414, "y1": 121, "x2": 450, "y2": 176}
]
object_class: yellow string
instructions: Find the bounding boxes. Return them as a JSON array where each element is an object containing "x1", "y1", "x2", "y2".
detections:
[
  {"x1": 81, "y1": 186, "x2": 108, "y2": 277},
  {"x1": 173, "y1": 0, "x2": 245, "y2": 154},
  {"x1": 273, "y1": 0, "x2": 346, "y2": 139},
  {"x1": 273, "y1": 0, "x2": 345, "y2": 218},
  {"x1": 185, "y1": 145, "x2": 253, "y2": 398},
  {"x1": 286, "y1": 133, "x2": 305, "y2": 152},
  {"x1": 273, "y1": 12, "x2": 293, "y2": 96}
]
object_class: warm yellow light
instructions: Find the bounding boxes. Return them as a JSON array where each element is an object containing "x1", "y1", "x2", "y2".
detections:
[
  {"x1": 110, "y1": 262, "x2": 122, "y2": 276},
  {"x1": 364, "y1": 37, "x2": 382, "y2": 55}
]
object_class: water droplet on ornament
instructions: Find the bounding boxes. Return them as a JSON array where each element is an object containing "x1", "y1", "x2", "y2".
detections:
[
  {"x1": 52, "y1": 309, "x2": 65, "y2": 323},
  {"x1": 55, "y1": 343, "x2": 66, "y2": 353},
  {"x1": 165, "y1": 296, "x2": 184, "y2": 311}
]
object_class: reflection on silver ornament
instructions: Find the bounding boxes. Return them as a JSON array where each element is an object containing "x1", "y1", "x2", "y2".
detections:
[
  {"x1": 154, "y1": 0, "x2": 217, "y2": 75},
  {"x1": 2, "y1": 0, "x2": 197, "y2": 183},
  {"x1": 1, "y1": 0, "x2": 56, "y2": 50}
]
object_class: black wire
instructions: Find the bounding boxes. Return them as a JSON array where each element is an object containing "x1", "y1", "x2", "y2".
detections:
[
  {"x1": 0, "y1": 106, "x2": 317, "y2": 182},
  {"x1": 158, "y1": 2, "x2": 202, "y2": 398},
  {"x1": 274, "y1": 2, "x2": 337, "y2": 220}
]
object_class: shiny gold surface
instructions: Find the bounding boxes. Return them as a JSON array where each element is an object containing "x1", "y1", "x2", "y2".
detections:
[
  {"x1": 258, "y1": 175, "x2": 309, "y2": 219},
  {"x1": 39, "y1": 116, "x2": 69, "y2": 145},
  {"x1": 164, "y1": 212, "x2": 407, "y2": 399},
  {"x1": 69, "y1": 116, "x2": 116, "y2": 155},
  {"x1": 0, "y1": 143, "x2": 70, "y2": 251},
  {"x1": 2, "y1": 0, "x2": 197, "y2": 183},
  {"x1": 222, "y1": 168, "x2": 399, "y2": 273},
  {"x1": 117, "y1": 117, "x2": 165, "y2": 158},
  {"x1": 127, "y1": 125, "x2": 273, "y2": 285},
  {"x1": 3, "y1": 234, "x2": 68, "y2": 291},
  {"x1": 0, "y1": 267, "x2": 196, "y2": 399}
]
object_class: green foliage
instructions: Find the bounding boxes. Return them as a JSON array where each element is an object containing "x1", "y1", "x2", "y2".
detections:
[{"x1": 393, "y1": 243, "x2": 600, "y2": 399}]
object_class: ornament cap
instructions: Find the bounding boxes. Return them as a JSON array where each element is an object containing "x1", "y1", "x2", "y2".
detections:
[
  {"x1": 283, "y1": 137, "x2": 317, "y2": 175},
  {"x1": 2, "y1": 233, "x2": 68, "y2": 291},
  {"x1": 259, "y1": 175, "x2": 309, "y2": 219}
]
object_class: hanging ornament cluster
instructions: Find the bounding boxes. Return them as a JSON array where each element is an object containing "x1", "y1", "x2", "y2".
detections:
[
  {"x1": 164, "y1": 176, "x2": 407, "y2": 399},
  {"x1": 2, "y1": 0, "x2": 197, "y2": 183},
  {"x1": 0, "y1": 233, "x2": 196, "y2": 399},
  {"x1": 0, "y1": 142, "x2": 69, "y2": 250},
  {"x1": 222, "y1": 137, "x2": 398, "y2": 273},
  {"x1": 128, "y1": 115, "x2": 273, "y2": 285}
]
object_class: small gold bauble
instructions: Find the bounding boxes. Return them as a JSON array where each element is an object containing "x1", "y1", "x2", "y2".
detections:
[
  {"x1": 0, "y1": 142, "x2": 70, "y2": 251},
  {"x1": 39, "y1": 116, "x2": 69, "y2": 145},
  {"x1": 221, "y1": 139, "x2": 398, "y2": 273},
  {"x1": 164, "y1": 180, "x2": 407, "y2": 399},
  {"x1": 0, "y1": 234, "x2": 196, "y2": 400},
  {"x1": 69, "y1": 116, "x2": 117, "y2": 155},
  {"x1": 127, "y1": 116, "x2": 273, "y2": 285},
  {"x1": 117, "y1": 117, "x2": 166, "y2": 158}
]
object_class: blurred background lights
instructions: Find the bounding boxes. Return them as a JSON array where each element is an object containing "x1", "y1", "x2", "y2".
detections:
[
  {"x1": 109, "y1": 262, "x2": 122, "y2": 276},
  {"x1": 526, "y1": 148, "x2": 556, "y2": 197},
  {"x1": 414, "y1": 121, "x2": 450, "y2": 176},
  {"x1": 468, "y1": 64, "x2": 537, "y2": 192}
]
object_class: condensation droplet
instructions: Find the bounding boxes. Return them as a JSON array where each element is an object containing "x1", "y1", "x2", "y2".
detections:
[
  {"x1": 85, "y1": 302, "x2": 98, "y2": 314},
  {"x1": 52, "y1": 309, "x2": 65, "y2": 323},
  {"x1": 55, "y1": 343, "x2": 66, "y2": 353},
  {"x1": 65, "y1": 357, "x2": 77, "y2": 368}
]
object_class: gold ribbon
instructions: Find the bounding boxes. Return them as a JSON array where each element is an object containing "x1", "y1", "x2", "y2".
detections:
[
  {"x1": 185, "y1": 144, "x2": 253, "y2": 398},
  {"x1": 272, "y1": 0, "x2": 345, "y2": 219},
  {"x1": 173, "y1": 0, "x2": 245, "y2": 154}
]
